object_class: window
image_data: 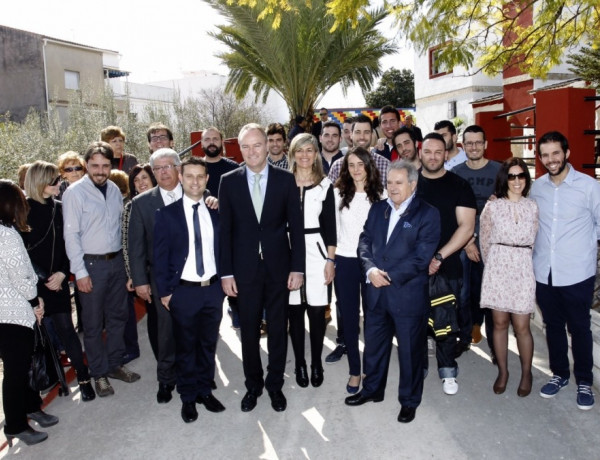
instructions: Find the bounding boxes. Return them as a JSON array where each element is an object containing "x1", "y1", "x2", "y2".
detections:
[
  {"x1": 448, "y1": 101, "x2": 457, "y2": 119},
  {"x1": 429, "y1": 44, "x2": 452, "y2": 79},
  {"x1": 64, "y1": 70, "x2": 80, "y2": 90}
]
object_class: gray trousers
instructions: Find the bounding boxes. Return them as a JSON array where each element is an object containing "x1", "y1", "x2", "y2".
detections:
[{"x1": 79, "y1": 253, "x2": 128, "y2": 378}]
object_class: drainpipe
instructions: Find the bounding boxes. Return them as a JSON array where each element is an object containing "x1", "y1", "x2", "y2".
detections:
[{"x1": 42, "y1": 38, "x2": 50, "y2": 120}]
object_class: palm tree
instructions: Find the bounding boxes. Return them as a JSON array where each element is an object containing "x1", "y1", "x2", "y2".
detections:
[{"x1": 206, "y1": 0, "x2": 397, "y2": 120}]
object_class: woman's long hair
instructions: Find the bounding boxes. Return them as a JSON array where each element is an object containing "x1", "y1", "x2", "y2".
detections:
[
  {"x1": 0, "y1": 180, "x2": 30, "y2": 232},
  {"x1": 24, "y1": 161, "x2": 59, "y2": 204},
  {"x1": 288, "y1": 133, "x2": 325, "y2": 185},
  {"x1": 335, "y1": 147, "x2": 382, "y2": 210},
  {"x1": 128, "y1": 164, "x2": 157, "y2": 200}
]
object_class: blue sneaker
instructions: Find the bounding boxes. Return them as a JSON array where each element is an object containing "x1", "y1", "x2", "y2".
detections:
[
  {"x1": 576, "y1": 383, "x2": 595, "y2": 410},
  {"x1": 540, "y1": 375, "x2": 569, "y2": 398}
]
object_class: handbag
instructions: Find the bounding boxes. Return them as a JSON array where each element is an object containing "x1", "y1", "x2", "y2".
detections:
[
  {"x1": 28, "y1": 321, "x2": 69, "y2": 395},
  {"x1": 428, "y1": 272, "x2": 459, "y2": 341}
]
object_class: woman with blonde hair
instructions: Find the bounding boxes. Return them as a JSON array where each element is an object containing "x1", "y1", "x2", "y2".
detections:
[
  {"x1": 23, "y1": 161, "x2": 95, "y2": 401},
  {"x1": 287, "y1": 133, "x2": 336, "y2": 388}
]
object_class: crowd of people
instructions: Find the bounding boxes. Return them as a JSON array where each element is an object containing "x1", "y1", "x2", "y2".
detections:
[{"x1": 1, "y1": 108, "x2": 598, "y2": 448}]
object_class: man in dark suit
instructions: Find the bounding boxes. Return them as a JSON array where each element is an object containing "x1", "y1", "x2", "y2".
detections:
[
  {"x1": 219, "y1": 123, "x2": 305, "y2": 413},
  {"x1": 153, "y1": 157, "x2": 225, "y2": 423},
  {"x1": 128, "y1": 148, "x2": 182, "y2": 403},
  {"x1": 346, "y1": 160, "x2": 440, "y2": 423}
]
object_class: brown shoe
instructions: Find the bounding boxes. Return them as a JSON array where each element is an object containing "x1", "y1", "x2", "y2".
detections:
[
  {"x1": 95, "y1": 376, "x2": 115, "y2": 397},
  {"x1": 260, "y1": 320, "x2": 268, "y2": 336},
  {"x1": 493, "y1": 371, "x2": 509, "y2": 394},
  {"x1": 107, "y1": 365, "x2": 140, "y2": 383},
  {"x1": 471, "y1": 324, "x2": 482, "y2": 344}
]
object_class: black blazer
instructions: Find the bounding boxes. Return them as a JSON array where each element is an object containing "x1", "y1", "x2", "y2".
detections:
[
  {"x1": 153, "y1": 198, "x2": 220, "y2": 298},
  {"x1": 219, "y1": 165, "x2": 305, "y2": 283}
]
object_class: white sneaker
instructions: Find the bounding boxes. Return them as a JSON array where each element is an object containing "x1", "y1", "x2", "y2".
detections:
[{"x1": 442, "y1": 378, "x2": 458, "y2": 395}]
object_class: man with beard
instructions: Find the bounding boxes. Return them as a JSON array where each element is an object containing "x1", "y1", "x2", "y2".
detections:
[
  {"x1": 435, "y1": 120, "x2": 466, "y2": 170},
  {"x1": 266, "y1": 123, "x2": 289, "y2": 170},
  {"x1": 201, "y1": 127, "x2": 239, "y2": 198},
  {"x1": 63, "y1": 141, "x2": 140, "y2": 398},
  {"x1": 391, "y1": 127, "x2": 420, "y2": 168},
  {"x1": 320, "y1": 121, "x2": 344, "y2": 175},
  {"x1": 373, "y1": 105, "x2": 401, "y2": 161},
  {"x1": 531, "y1": 131, "x2": 600, "y2": 410},
  {"x1": 417, "y1": 132, "x2": 476, "y2": 396}
]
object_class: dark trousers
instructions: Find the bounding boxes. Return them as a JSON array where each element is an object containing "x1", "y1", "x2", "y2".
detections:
[
  {"x1": 48, "y1": 312, "x2": 89, "y2": 381},
  {"x1": 288, "y1": 304, "x2": 326, "y2": 368},
  {"x1": 123, "y1": 291, "x2": 140, "y2": 359},
  {"x1": 79, "y1": 254, "x2": 128, "y2": 378},
  {"x1": 144, "y1": 296, "x2": 158, "y2": 360},
  {"x1": 150, "y1": 275, "x2": 177, "y2": 386},
  {"x1": 334, "y1": 299, "x2": 345, "y2": 345},
  {"x1": 536, "y1": 275, "x2": 594, "y2": 384},
  {"x1": 170, "y1": 282, "x2": 224, "y2": 402},
  {"x1": 238, "y1": 261, "x2": 289, "y2": 393},
  {"x1": 0, "y1": 324, "x2": 42, "y2": 435},
  {"x1": 333, "y1": 255, "x2": 366, "y2": 376},
  {"x1": 362, "y1": 296, "x2": 428, "y2": 408}
]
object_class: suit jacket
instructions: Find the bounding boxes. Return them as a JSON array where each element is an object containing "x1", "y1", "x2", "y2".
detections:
[
  {"x1": 153, "y1": 198, "x2": 220, "y2": 298},
  {"x1": 128, "y1": 186, "x2": 166, "y2": 287},
  {"x1": 219, "y1": 165, "x2": 305, "y2": 283},
  {"x1": 358, "y1": 196, "x2": 440, "y2": 316}
]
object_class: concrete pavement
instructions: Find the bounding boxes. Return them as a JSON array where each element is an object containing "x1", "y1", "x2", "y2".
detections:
[{"x1": 2, "y1": 305, "x2": 599, "y2": 459}]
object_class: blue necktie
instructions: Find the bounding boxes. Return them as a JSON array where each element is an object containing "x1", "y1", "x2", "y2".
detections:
[{"x1": 192, "y1": 203, "x2": 204, "y2": 277}]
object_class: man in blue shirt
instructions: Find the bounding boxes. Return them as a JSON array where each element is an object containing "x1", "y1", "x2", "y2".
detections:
[{"x1": 531, "y1": 131, "x2": 600, "y2": 410}]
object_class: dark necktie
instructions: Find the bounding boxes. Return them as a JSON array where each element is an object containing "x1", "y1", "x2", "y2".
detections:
[{"x1": 192, "y1": 203, "x2": 204, "y2": 277}]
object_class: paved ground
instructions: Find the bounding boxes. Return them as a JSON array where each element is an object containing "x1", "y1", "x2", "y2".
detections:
[{"x1": 1, "y1": 305, "x2": 599, "y2": 459}]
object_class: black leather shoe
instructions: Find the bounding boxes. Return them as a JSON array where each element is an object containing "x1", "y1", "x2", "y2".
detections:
[
  {"x1": 181, "y1": 401, "x2": 198, "y2": 423},
  {"x1": 268, "y1": 390, "x2": 287, "y2": 412},
  {"x1": 241, "y1": 391, "x2": 261, "y2": 412},
  {"x1": 196, "y1": 394, "x2": 226, "y2": 413},
  {"x1": 455, "y1": 340, "x2": 471, "y2": 359},
  {"x1": 311, "y1": 365, "x2": 324, "y2": 387},
  {"x1": 295, "y1": 364, "x2": 309, "y2": 388},
  {"x1": 78, "y1": 380, "x2": 96, "y2": 402},
  {"x1": 157, "y1": 383, "x2": 175, "y2": 404},
  {"x1": 397, "y1": 406, "x2": 416, "y2": 423},
  {"x1": 344, "y1": 392, "x2": 384, "y2": 406}
]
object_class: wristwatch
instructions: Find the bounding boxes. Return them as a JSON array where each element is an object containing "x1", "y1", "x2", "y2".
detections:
[{"x1": 434, "y1": 252, "x2": 444, "y2": 262}]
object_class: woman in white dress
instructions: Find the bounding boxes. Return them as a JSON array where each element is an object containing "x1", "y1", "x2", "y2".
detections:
[
  {"x1": 288, "y1": 134, "x2": 336, "y2": 388},
  {"x1": 480, "y1": 157, "x2": 538, "y2": 397}
]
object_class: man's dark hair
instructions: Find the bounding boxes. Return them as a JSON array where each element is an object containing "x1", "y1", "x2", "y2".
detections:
[
  {"x1": 322, "y1": 121, "x2": 341, "y2": 135},
  {"x1": 147, "y1": 122, "x2": 174, "y2": 142},
  {"x1": 463, "y1": 124, "x2": 486, "y2": 142},
  {"x1": 380, "y1": 105, "x2": 400, "y2": 121},
  {"x1": 352, "y1": 114, "x2": 373, "y2": 131},
  {"x1": 537, "y1": 131, "x2": 569, "y2": 157},
  {"x1": 84, "y1": 141, "x2": 114, "y2": 162},
  {"x1": 180, "y1": 156, "x2": 207, "y2": 175},
  {"x1": 434, "y1": 120, "x2": 457, "y2": 135},
  {"x1": 266, "y1": 122, "x2": 286, "y2": 139},
  {"x1": 392, "y1": 127, "x2": 417, "y2": 145},
  {"x1": 422, "y1": 132, "x2": 446, "y2": 147},
  {"x1": 343, "y1": 117, "x2": 354, "y2": 126}
]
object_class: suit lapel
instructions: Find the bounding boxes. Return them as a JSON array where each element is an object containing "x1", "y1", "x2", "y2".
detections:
[{"x1": 385, "y1": 197, "x2": 418, "y2": 249}]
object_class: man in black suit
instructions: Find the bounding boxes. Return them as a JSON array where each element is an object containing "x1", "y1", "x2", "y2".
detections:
[
  {"x1": 346, "y1": 160, "x2": 440, "y2": 423},
  {"x1": 128, "y1": 148, "x2": 182, "y2": 404},
  {"x1": 153, "y1": 157, "x2": 225, "y2": 423},
  {"x1": 219, "y1": 123, "x2": 305, "y2": 412}
]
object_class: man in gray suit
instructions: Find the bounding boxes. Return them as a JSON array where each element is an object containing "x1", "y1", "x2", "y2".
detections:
[{"x1": 129, "y1": 148, "x2": 182, "y2": 403}]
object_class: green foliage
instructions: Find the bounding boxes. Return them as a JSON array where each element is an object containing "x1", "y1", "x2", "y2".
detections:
[
  {"x1": 568, "y1": 45, "x2": 600, "y2": 89},
  {"x1": 206, "y1": 0, "x2": 396, "y2": 119},
  {"x1": 364, "y1": 68, "x2": 415, "y2": 108},
  {"x1": 0, "y1": 85, "x2": 268, "y2": 180},
  {"x1": 228, "y1": 0, "x2": 600, "y2": 78}
]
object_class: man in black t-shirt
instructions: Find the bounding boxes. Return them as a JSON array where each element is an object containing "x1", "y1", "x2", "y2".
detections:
[
  {"x1": 201, "y1": 127, "x2": 240, "y2": 198},
  {"x1": 417, "y1": 132, "x2": 476, "y2": 396}
]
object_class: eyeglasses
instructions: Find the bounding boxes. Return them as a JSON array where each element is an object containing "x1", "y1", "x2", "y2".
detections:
[
  {"x1": 150, "y1": 135, "x2": 170, "y2": 142},
  {"x1": 464, "y1": 141, "x2": 485, "y2": 148},
  {"x1": 63, "y1": 166, "x2": 83, "y2": 173},
  {"x1": 49, "y1": 176, "x2": 61, "y2": 186},
  {"x1": 507, "y1": 172, "x2": 527, "y2": 181},
  {"x1": 152, "y1": 164, "x2": 177, "y2": 173}
]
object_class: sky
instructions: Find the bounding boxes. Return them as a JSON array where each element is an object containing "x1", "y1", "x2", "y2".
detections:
[{"x1": 1, "y1": 0, "x2": 414, "y2": 107}]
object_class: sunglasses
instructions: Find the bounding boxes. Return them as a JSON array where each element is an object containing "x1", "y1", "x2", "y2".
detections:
[
  {"x1": 64, "y1": 166, "x2": 84, "y2": 173},
  {"x1": 508, "y1": 172, "x2": 527, "y2": 181},
  {"x1": 49, "y1": 176, "x2": 61, "y2": 186}
]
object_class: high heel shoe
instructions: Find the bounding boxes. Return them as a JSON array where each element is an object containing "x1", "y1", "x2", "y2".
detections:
[
  {"x1": 27, "y1": 410, "x2": 59, "y2": 427},
  {"x1": 6, "y1": 428, "x2": 48, "y2": 447},
  {"x1": 517, "y1": 372, "x2": 533, "y2": 397},
  {"x1": 310, "y1": 365, "x2": 324, "y2": 387},
  {"x1": 79, "y1": 380, "x2": 96, "y2": 401},
  {"x1": 493, "y1": 371, "x2": 509, "y2": 394},
  {"x1": 295, "y1": 364, "x2": 309, "y2": 388},
  {"x1": 346, "y1": 375, "x2": 361, "y2": 394}
]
